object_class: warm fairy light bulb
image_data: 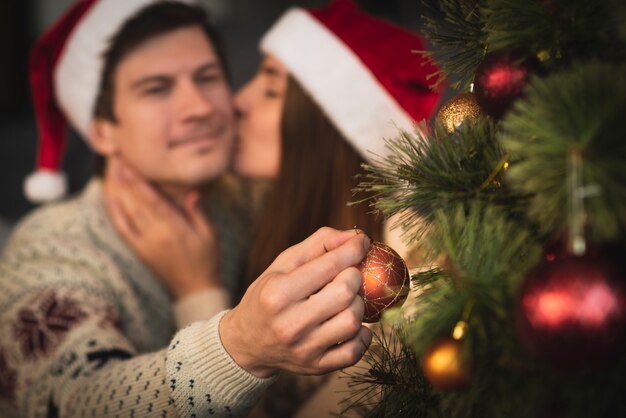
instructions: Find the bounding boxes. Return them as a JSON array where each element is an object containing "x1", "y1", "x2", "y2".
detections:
[{"x1": 452, "y1": 321, "x2": 468, "y2": 340}]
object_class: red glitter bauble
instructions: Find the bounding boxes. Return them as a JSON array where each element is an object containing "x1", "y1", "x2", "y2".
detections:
[
  {"x1": 358, "y1": 242, "x2": 410, "y2": 323},
  {"x1": 474, "y1": 51, "x2": 540, "y2": 118},
  {"x1": 516, "y1": 254, "x2": 626, "y2": 371}
]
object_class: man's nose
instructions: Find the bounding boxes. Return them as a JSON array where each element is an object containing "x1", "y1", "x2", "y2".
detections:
[{"x1": 177, "y1": 80, "x2": 214, "y2": 120}]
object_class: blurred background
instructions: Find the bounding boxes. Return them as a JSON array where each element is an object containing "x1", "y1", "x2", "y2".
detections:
[{"x1": 0, "y1": 0, "x2": 435, "y2": 247}]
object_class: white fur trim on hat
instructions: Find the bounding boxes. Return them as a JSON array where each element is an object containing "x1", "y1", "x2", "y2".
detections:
[
  {"x1": 260, "y1": 8, "x2": 415, "y2": 162},
  {"x1": 24, "y1": 170, "x2": 69, "y2": 204}
]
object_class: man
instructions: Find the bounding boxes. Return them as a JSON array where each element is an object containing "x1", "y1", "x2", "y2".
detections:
[{"x1": 0, "y1": 2, "x2": 371, "y2": 417}]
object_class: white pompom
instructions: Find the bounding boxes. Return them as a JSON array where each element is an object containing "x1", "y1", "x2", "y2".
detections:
[{"x1": 23, "y1": 170, "x2": 68, "y2": 203}]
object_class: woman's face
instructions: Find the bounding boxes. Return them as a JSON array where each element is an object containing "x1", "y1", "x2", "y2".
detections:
[{"x1": 233, "y1": 55, "x2": 288, "y2": 179}]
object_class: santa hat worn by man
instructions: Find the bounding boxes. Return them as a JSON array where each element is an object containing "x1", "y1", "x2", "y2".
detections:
[
  {"x1": 260, "y1": 0, "x2": 441, "y2": 163},
  {"x1": 26, "y1": 0, "x2": 194, "y2": 203}
]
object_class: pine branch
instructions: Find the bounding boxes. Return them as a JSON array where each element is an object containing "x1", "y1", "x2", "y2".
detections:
[
  {"x1": 420, "y1": 0, "x2": 487, "y2": 89},
  {"x1": 399, "y1": 201, "x2": 541, "y2": 352},
  {"x1": 354, "y1": 119, "x2": 523, "y2": 248},
  {"x1": 482, "y1": 0, "x2": 554, "y2": 55},
  {"x1": 344, "y1": 2, "x2": 626, "y2": 417},
  {"x1": 337, "y1": 325, "x2": 441, "y2": 418},
  {"x1": 619, "y1": 0, "x2": 626, "y2": 41},
  {"x1": 483, "y1": 0, "x2": 626, "y2": 67},
  {"x1": 419, "y1": 0, "x2": 626, "y2": 89},
  {"x1": 500, "y1": 62, "x2": 626, "y2": 243},
  {"x1": 428, "y1": 203, "x2": 541, "y2": 293}
]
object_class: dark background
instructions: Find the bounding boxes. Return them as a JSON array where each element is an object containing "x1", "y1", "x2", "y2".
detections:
[{"x1": 0, "y1": 0, "x2": 439, "y2": 244}]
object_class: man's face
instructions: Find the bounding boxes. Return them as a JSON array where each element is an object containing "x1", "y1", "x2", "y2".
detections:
[{"x1": 93, "y1": 26, "x2": 235, "y2": 188}]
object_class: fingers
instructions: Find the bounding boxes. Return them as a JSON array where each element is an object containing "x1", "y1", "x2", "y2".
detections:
[
  {"x1": 303, "y1": 293, "x2": 365, "y2": 350},
  {"x1": 287, "y1": 233, "x2": 369, "y2": 301},
  {"x1": 105, "y1": 158, "x2": 151, "y2": 233},
  {"x1": 269, "y1": 267, "x2": 362, "y2": 346},
  {"x1": 106, "y1": 198, "x2": 141, "y2": 244},
  {"x1": 316, "y1": 326, "x2": 372, "y2": 373},
  {"x1": 106, "y1": 157, "x2": 191, "y2": 234},
  {"x1": 113, "y1": 158, "x2": 179, "y2": 222},
  {"x1": 224, "y1": 228, "x2": 371, "y2": 378},
  {"x1": 295, "y1": 266, "x2": 363, "y2": 326},
  {"x1": 183, "y1": 191, "x2": 213, "y2": 238},
  {"x1": 271, "y1": 227, "x2": 366, "y2": 273}
]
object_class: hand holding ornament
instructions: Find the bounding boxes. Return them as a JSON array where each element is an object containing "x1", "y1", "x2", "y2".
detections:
[{"x1": 220, "y1": 228, "x2": 373, "y2": 378}]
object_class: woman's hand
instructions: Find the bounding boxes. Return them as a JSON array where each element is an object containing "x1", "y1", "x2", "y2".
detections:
[
  {"x1": 220, "y1": 227, "x2": 372, "y2": 378},
  {"x1": 104, "y1": 157, "x2": 222, "y2": 300}
]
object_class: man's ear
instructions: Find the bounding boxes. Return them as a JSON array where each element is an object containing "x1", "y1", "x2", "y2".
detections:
[{"x1": 89, "y1": 119, "x2": 118, "y2": 156}]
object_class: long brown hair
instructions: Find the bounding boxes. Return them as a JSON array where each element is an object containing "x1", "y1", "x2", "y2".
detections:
[{"x1": 244, "y1": 76, "x2": 384, "y2": 287}]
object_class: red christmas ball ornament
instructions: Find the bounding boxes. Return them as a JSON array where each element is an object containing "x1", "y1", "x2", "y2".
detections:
[
  {"x1": 474, "y1": 50, "x2": 540, "y2": 118},
  {"x1": 358, "y1": 241, "x2": 410, "y2": 323},
  {"x1": 516, "y1": 254, "x2": 626, "y2": 372}
]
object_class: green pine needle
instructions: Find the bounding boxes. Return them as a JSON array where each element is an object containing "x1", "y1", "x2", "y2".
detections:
[
  {"x1": 419, "y1": 0, "x2": 626, "y2": 88},
  {"x1": 420, "y1": 0, "x2": 487, "y2": 89},
  {"x1": 354, "y1": 119, "x2": 522, "y2": 248},
  {"x1": 337, "y1": 325, "x2": 441, "y2": 418},
  {"x1": 500, "y1": 62, "x2": 626, "y2": 242},
  {"x1": 344, "y1": 1, "x2": 626, "y2": 416}
]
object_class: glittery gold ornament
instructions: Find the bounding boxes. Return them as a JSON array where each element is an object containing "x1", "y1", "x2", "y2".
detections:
[
  {"x1": 436, "y1": 92, "x2": 484, "y2": 133},
  {"x1": 358, "y1": 242, "x2": 410, "y2": 323},
  {"x1": 422, "y1": 337, "x2": 471, "y2": 391}
]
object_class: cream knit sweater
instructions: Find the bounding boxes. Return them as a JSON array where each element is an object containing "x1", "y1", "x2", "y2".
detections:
[{"x1": 0, "y1": 180, "x2": 273, "y2": 418}]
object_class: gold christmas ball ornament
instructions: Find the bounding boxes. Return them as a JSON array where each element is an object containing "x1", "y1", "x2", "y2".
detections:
[
  {"x1": 436, "y1": 93, "x2": 484, "y2": 133},
  {"x1": 422, "y1": 337, "x2": 471, "y2": 391}
]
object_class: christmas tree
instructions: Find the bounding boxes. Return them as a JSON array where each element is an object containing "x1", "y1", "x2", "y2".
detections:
[{"x1": 342, "y1": 0, "x2": 626, "y2": 417}]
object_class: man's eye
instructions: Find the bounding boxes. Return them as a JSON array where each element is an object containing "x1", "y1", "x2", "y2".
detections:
[
  {"x1": 197, "y1": 74, "x2": 221, "y2": 84},
  {"x1": 265, "y1": 90, "x2": 280, "y2": 98},
  {"x1": 143, "y1": 85, "x2": 169, "y2": 95}
]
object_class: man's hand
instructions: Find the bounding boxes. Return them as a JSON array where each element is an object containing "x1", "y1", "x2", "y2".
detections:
[
  {"x1": 220, "y1": 227, "x2": 372, "y2": 378},
  {"x1": 104, "y1": 157, "x2": 221, "y2": 300}
]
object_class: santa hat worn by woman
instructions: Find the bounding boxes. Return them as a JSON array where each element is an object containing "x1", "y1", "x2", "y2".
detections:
[
  {"x1": 26, "y1": 0, "x2": 194, "y2": 203},
  {"x1": 260, "y1": 0, "x2": 441, "y2": 163}
]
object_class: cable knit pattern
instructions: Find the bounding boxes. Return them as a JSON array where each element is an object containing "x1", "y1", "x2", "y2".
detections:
[{"x1": 0, "y1": 179, "x2": 272, "y2": 418}]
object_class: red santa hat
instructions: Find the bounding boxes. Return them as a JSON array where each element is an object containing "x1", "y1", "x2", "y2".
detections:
[
  {"x1": 260, "y1": 0, "x2": 441, "y2": 163},
  {"x1": 26, "y1": 0, "x2": 194, "y2": 203}
]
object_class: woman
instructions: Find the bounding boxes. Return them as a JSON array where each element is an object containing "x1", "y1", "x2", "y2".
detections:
[
  {"x1": 235, "y1": 0, "x2": 440, "y2": 292},
  {"x1": 233, "y1": 2, "x2": 440, "y2": 415},
  {"x1": 106, "y1": 0, "x2": 441, "y2": 415}
]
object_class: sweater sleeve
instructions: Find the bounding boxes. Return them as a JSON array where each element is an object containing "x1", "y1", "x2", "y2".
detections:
[
  {"x1": 0, "y1": 284, "x2": 271, "y2": 418},
  {"x1": 165, "y1": 311, "x2": 275, "y2": 416},
  {"x1": 0, "y1": 236, "x2": 271, "y2": 418}
]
